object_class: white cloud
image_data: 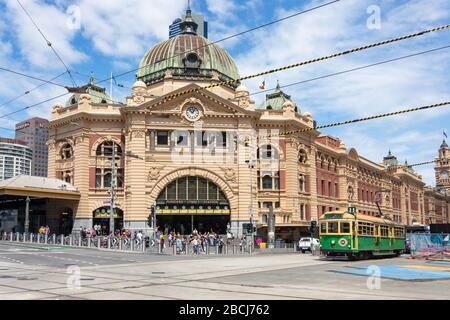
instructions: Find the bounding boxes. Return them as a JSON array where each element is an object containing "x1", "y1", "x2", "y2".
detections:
[
  {"x1": 4, "y1": 0, "x2": 87, "y2": 70},
  {"x1": 75, "y1": 0, "x2": 186, "y2": 57}
]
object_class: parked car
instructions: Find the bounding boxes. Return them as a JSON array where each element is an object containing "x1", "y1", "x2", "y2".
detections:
[{"x1": 298, "y1": 237, "x2": 320, "y2": 253}]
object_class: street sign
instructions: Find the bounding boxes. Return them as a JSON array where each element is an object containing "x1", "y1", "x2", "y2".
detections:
[
  {"x1": 348, "y1": 206, "x2": 357, "y2": 214},
  {"x1": 103, "y1": 200, "x2": 111, "y2": 205}
]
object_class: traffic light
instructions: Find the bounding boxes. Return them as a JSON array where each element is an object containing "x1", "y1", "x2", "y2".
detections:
[
  {"x1": 309, "y1": 220, "x2": 317, "y2": 234},
  {"x1": 242, "y1": 223, "x2": 255, "y2": 234}
]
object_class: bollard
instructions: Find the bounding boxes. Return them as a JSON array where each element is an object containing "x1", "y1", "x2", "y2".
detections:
[
  {"x1": 60, "y1": 234, "x2": 64, "y2": 245},
  {"x1": 16, "y1": 233, "x2": 19, "y2": 242},
  {"x1": 30, "y1": 233, "x2": 33, "y2": 243},
  {"x1": 107, "y1": 238, "x2": 111, "y2": 249},
  {"x1": 52, "y1": 234, "x2": 56, "y2": 244},
  {"x1": 142, "y1": 240, "x2": 146, "y2": 253},
  {"x1": 37, "y1": 234, "x2": 41, "y2": 243},
  {"x1": 232, "y1": 244, "x2": 235, "y2": 254},
  {"x1": 69, "y1": 235, "x2": 73, "y2": 246},
  {"x1": 119, "y1": 238, "x2": 122, "y2": 251},
  {"x1": 78, "y1": 235, "x2": 82, "y2": 247},
  {"x1": 173, "y1": 244, "x2": 176, "y2": 255},
  {"x1": 23, "y1": 233, "x2": 27, "y2": 243},
  {"x1": 216, "y1": 245, "x2": 219, "y2": 255},
  {"x1": 97, "y1": 237, "x2": 101, "y2": 248},
  {"x1": 9, "y1": 232, "x2": 13, "y2": 242},
  {"x1": 44, "y1": 234, "x2": 48, "y2": 244},
  {"x1": 186, "y1": 244, "x2": 190, "y2": 255},
  {"x1": 131, "y1": 238, "x2": 134, "y2": 251},
  {"x1": 88, "y1": 237, "x2": 91, "y2": 248}
]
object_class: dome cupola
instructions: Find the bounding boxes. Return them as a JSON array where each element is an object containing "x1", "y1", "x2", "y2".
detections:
[{"x1": 136, "y1": 6, "x2": 239, "y2": 86}]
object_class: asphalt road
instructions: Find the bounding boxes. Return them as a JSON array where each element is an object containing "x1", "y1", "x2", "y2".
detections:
[{"x1": 0, "y1": 242, "x2": 449, "y2": 300}]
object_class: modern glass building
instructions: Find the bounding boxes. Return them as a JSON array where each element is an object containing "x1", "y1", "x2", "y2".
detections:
[
  {"x1": 169, "y1": 14, "x2": 208, "y2": 39},
  {"x1": 0, "y1": 138, "x2": 32, "y2": 180}
]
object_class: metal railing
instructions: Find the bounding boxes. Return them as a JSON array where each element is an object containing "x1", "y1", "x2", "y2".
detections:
[{"x1": 0, "y1": 232, "x2": 300, "y2": 256}]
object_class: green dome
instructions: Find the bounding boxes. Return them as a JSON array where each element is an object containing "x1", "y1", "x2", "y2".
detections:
[
  {"x1": 66, "y1": 75, "x2": 113, "y2": 107},
  {"x1": 136, "y1": 34, "x2": 240, "y2": 85},
  {"x1": 259, "y1": 83, "x2": 299, "y2": 112}
]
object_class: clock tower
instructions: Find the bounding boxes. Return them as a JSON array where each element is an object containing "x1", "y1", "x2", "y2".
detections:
[{"x1": 435, "y1": 139, "x2": 450, "y2": 193}]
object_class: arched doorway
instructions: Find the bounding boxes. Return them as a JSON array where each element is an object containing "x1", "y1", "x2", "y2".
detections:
[
  {"x1": 155, "y1": 176, "x2": 230, "y2": 234},
  {"x1": 92, "y1": 207, "x2": 124, "y2": 235}
]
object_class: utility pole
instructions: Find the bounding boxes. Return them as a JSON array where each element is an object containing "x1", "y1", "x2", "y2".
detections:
[
  {"x1": 24, "y1": 196, "x2": 30, "y2": 233},
  {"x1": 246, "y1": 159, "x2": 255, "y2": 248},
  {"x1": 110, "y1": 140, "x2": 116, "y2": 234},
  {"x1": 268, "y1": 204, "x2": 275, "y2": 248}
]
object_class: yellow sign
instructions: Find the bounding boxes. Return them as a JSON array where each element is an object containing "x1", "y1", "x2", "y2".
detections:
[{"x1": 157, "y1": 209, "x2": 230, "y2": 215}]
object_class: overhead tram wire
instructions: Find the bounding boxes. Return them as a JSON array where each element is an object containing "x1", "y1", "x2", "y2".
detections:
[
  {"x1": 95, "y1": 0, "x2": 342, "y2": 85},
  {"x1": 259, "y1": 100, "x2": 450, "y2": 139},
  {"x1": 249, "y1": 44, "x2": 450, "y2": 97},
  {"x1": 1, "y1": 24, "x2": 449, "y2": 124},
  {"x1": 0, "y1": 92, "x2": 70, "y2": 120},
  {"x1": 152, "y1": 23, "x2": 450, "y2": 106},
  {"x1": 0, "y1": 67, "x2": 68, "y2": 89},
  {"x1": 0, "y1": 71, "x2": 68, "y2": 109},
  {"x1": 16, "y1": 0, "x2": 77, "y2": 87}
]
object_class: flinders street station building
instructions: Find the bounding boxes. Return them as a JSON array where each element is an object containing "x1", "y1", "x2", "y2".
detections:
[{"x1": 35, "y1": 10, "x2": 449, "y2": 239}]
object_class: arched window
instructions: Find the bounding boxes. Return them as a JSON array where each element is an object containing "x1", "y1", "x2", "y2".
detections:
[
  {"x1": 262, "y1": 175, "x2": 273, "y2": 189},
  {"x1": 96, "y1": 141, "x2": 122, "y2": 158},
  {"x1": 298, "y1": 149, "x2": 307, "y2": 164},
  {"x1": 60, "y1": 143, "x2": 73, "y2": 160},
  {"x1": 257, "y1": 145, "x2": 279, "y2": 161}
]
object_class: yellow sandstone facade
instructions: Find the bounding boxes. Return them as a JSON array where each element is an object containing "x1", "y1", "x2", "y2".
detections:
[{"x1": 46, "y1": 10, "x2": 449, "y2": 238}]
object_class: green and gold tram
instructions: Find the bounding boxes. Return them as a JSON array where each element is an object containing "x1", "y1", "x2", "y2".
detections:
[{"x1": 319, "y1": 210, "x2": 405, "y2": 259}]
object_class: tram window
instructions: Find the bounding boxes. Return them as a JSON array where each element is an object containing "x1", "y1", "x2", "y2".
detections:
[
  {"x1": 341, "y1": 222, "x2": 350, "y2": 233},
  {"x1": 328, "y1": 222, "x2": 338, "y2": 233},
  {"x1": 358, "y1": 222, "x2": 374, "y2": 236},
  {"x1": 381, "y1": 226, "x2": 389, "y2": 237},
  {"x1": 321, "y1": 223, "x2": 326, "y2": 233}
]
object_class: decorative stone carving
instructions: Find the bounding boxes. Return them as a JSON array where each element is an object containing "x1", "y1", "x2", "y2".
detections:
[
  {"x1": 147, "y1": 167, "x2": 163, "y2": 182},
  {"x1": 133, "y1": 130, "x2": 146, "y2": 139},
  {"x1": 221, "y1": 167, "x2": 237, "y2": 183},
  {"x1": 347, "y1": 184, "x2": 355, "y2": 201}
]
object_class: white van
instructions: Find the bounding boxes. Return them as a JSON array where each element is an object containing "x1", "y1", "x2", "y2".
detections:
[{"x1": 298, "y1": 237, "x2": 320, "y2": 253}]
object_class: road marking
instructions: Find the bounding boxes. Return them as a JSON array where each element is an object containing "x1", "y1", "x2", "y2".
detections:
[{"x1": 403, "y1": 265, "x2": 450, "y2": 271}]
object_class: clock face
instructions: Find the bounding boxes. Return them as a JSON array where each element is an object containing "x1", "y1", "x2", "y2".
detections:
[
  {"x1": 441, "y1": 170, "x2": 449, "y2": 178},
  {"x1": 185, "y1": 106, "x2": 200, "y2": 120}
]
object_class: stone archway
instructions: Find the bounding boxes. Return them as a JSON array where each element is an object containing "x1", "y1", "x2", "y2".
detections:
[
  {"x1": 149, "y1": 167, "x2": 237, "y2": 210},
  {"x1": 149, "y1": 167, "x2": 238, "y2": 234}
]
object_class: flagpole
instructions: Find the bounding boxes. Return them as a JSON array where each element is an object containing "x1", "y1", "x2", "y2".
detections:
[{"x1": 110, "y1": 71, "x2": 113, "y2": 102}]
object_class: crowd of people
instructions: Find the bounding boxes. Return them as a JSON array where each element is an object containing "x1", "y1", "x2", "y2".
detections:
[{"x1": 65, "y1": 225, "x2": 250, "y2": 255}]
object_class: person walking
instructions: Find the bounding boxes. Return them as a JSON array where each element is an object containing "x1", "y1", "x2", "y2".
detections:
[{"x1": 192, "y1": 237, "x2": 199, "y2": 255}]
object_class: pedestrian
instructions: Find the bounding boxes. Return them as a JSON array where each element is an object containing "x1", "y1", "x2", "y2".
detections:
[
  {"x1": 160, "y1": 233, "x2": 165, "y2": 253},
  {"x1": 176, "y1": 236, "x2": 182, "y2": 254},
  {"x1": 192, "y1": 237, "x2": 199, "y2": 255}
]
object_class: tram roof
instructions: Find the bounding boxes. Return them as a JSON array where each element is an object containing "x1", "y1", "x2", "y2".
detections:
[{"x1": 319, "y1": 210, "x2": 403, "y2": 226}]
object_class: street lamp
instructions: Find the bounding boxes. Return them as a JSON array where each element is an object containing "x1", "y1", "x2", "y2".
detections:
[{"x1": 245, "y1": 158, "x2": 255, "y2": 247}]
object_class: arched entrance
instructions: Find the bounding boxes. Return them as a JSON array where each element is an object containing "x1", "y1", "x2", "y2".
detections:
[
  {"x1": 155, "y1": 176, "x2": 230, "y2": 234},
  {"x1": 92, "y1": 207, "x2": 124, "y2": 235}
]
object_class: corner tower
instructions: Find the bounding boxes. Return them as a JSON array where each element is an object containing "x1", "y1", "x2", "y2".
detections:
[{"x1": 435, "y1": 139, "x2": 450, "y2": 192}]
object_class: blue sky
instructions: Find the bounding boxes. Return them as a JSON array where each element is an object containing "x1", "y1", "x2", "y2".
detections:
[{"x1": 0, "y1": 0, "x2": 449, "y2": 185}]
